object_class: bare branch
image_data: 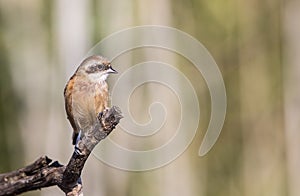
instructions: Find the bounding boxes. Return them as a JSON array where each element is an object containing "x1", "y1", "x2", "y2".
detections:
[{"x1": 0, "y1": 106, "x2": 122, "y2": 196}]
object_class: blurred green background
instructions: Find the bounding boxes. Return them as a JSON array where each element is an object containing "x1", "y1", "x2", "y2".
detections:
[{"x1": 0, "y1": 0, "x2": 299, "y2": 196}]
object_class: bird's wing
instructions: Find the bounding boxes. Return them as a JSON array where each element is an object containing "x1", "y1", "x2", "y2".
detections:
[
  {"x1": 64, "y1": 75, "x2": 78, "y2": 134},
  {"x1": 70, "y1": 77, "x2": 98, "y2": 133}
]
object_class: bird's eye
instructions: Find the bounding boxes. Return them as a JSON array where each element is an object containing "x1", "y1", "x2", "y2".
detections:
[{"x1": 97, "y1": 64, "x2": 104, "y2": 70}]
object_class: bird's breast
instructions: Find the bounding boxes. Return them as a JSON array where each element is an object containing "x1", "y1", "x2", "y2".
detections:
[{"x1": 94, "y1": 82, "x2": 109, "y2": 114}]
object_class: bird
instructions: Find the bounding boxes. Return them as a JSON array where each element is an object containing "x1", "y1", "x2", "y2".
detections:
[{"x1": 64, "y1": 55, "x2": 117, "y2": 146}]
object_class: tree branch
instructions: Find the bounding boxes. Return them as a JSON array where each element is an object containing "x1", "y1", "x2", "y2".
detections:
[{"x1": 0, "y1": 106, "x2": 122, "y2": 196}]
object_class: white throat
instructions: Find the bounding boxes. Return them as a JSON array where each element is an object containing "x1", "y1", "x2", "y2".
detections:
[{"x1": 89, "y1": 73, "x2": 108, "y2": 83}]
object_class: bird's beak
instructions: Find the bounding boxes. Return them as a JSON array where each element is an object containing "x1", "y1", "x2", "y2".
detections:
[{"x1": 108, "y1": 67, "x2": 118, "y2": 74}]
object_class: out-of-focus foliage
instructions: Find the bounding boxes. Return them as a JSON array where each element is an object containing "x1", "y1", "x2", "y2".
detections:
[{"x1": 0, "y1": 13, "x2": 23, "y2": 173}]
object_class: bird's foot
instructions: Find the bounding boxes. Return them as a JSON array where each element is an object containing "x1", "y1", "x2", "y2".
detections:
[
  {"x1": 98, "y1": 108, "x2": 109, "y2": 119},
  {"x1": 74, "y1": 145, "x2": 83, "y2": 156}
]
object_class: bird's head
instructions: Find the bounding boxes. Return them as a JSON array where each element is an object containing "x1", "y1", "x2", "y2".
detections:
[{"x1": 76, "y1": 55, "x2": 117, "y2": 82}]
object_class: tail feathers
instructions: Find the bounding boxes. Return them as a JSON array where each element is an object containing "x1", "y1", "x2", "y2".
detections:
[
  {"x1": 72, "y1": 133, "x2": 78, "y2": 145},
  {"x1": 72, "y1": 131, "x2": 81, "y2": 145}
]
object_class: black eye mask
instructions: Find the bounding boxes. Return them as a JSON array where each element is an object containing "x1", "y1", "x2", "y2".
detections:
[{"x1": 86, "y1": 64, "x2": 106, "y2": 73}]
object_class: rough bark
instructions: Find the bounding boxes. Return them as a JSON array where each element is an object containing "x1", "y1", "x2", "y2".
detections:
[{"x1": 0, "y1": 106, "x2": 122, "y2": 196}]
